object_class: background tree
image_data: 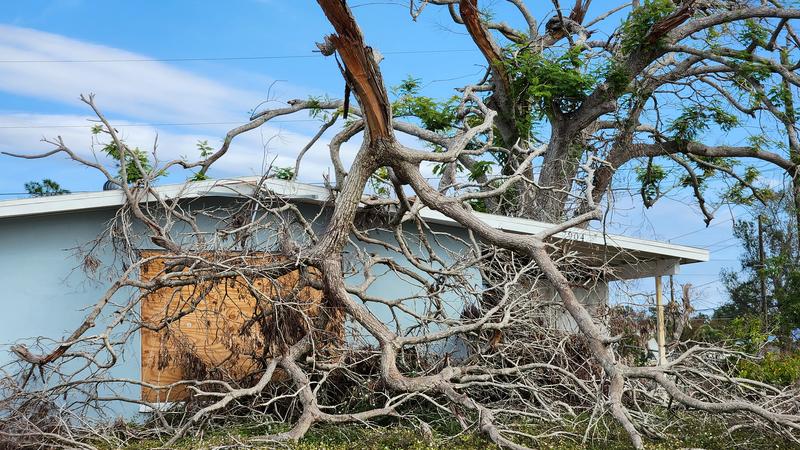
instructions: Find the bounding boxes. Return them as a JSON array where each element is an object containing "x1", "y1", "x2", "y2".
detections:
[
  {"x1": 717, "y1": 190, "x2": 800, "y2": 351},
  {"x1": 23, "y1": 179, "x2": 69, "y2": 197}
]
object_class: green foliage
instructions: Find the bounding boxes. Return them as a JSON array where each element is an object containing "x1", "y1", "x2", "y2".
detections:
[
  {"x1": 765, "y1": 83, "x2": 796, "y2": 120},
  {"x1": 91, "y1": 124, "x2": 161, "y2": 183},
  {"x1": 307, "y1": 95, "x2": 323, "y2": 112},
  {"x1": 503, "y1": 46, "x2": 596, "y2": 126},
  {"x1": 466, "y1": 198, "x2": 488, "y2": 213},
  {"x1": 369, "y1": 166, "x2": 391, "y2": 197},
  {"x1": 735, "y1": 60, "x2": 772, "y2": 83},
  {"x1": 24, "y1": 179, "x2": 70, "y2": 197},
  {"x1": 716, "y1": 199, "x2": 800, "y2": 351},
  {"x1": 675, "y1": 156, "x2": 732, "y2": 194},
  {"x1": 196, "y1": 140, "x2": 213, "y2": 159},
  {"x1": 430, "y1": 146, "x2": 459, "y2": 178},
  {"x1": 737, "y1": 351, "x2": 800, "y2": 386},
  {"x1": 668, "y1": 104, "x2": 739, "y2": 144},
  {"x1": 747, "y1": 134, "x2": 771, "y2": 153},
  {"x1": 466, "y1": 160, "x2": 493, "y2": 182},
  {"x1": 273, "y1": 166, "x2": 295, "y2": 181},
  {"x1": 102, "y1": 142, "x2": 155, "y2": 183},
  {"x1": 392, "y1": 76, "x2": 458, "y2": 132},
  {"x1": 190, "y1": 140, "x2": 214, "y2": 181},
  {"x1": 738, "y1": 19, "x2": 769, "y2": 48},
  {"x1": 306, "y1": 94, "x2": 335, "y2": 120},
  {"x1": 691, "y1": 315, "x2": 770, "y2": 360},
  {"x1": 701, "y1": 312, "x2": 800, "y2": 387},
  {"x1": 633, "y1": 103, "x2": 766, "y2": 209},
  {"x1": 723, "y1": 165, "x2": 776, "y2": 205},
  {"x1": 729, "y1": 315, "x2": 770, "y2": 353},
  {"x1": 635, "y1": 159, "x2": 667, "y2": 207},
  {"x1": 603, "y1": 59, "x2": 631, "y2": 97},
  {"x1": 619, "y1": 0, "x2": 676, "y2": 54},
  {"x1": 705, "y1": 26, "x2": 722, "y2": 48},
  {"x1": 189, "y1": 172, "x2": 209, "y2": 182}
]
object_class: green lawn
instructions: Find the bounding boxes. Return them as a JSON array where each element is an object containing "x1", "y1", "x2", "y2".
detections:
[{"x1": 107, "y1": 417, "x2": 799, "y2": 450}]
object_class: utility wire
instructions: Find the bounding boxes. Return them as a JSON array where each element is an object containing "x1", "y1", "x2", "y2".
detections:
[
  {"x1": 667, "y1": 217, "x2": 735, "y2": 241},
  {"x1": 709, "y1": 242, "x2": 742, "y2": 253},
  {"x1": 705, "y1": 236, "x2": 739, "y2": 249},
  {"x1": 0, "y1": 49, "x2": 477, "y2": 64},
  {"x1": 0, "y1": 119, "x2": 318, "y2": 129}
]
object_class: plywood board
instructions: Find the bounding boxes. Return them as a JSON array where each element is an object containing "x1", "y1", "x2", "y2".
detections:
[{"x1": 139, "y1": 251, "x2": 324, "y2": 403}]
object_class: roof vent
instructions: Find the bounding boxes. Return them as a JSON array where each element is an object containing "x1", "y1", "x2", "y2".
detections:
[{"x1": 103, "y1": 179, "x2": 121, "y2": 191}]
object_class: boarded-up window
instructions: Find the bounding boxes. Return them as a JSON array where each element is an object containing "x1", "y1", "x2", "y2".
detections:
[{"x1": 139, "y1": 251, "x2": 325, "y2": 403}]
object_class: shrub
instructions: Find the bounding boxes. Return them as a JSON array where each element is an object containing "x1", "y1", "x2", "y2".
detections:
[{"x1": 736, "y1": 352, "x2": 800, "y2": 386}]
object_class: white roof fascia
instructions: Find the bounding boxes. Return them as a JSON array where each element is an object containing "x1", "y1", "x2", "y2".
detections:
[
  {"x1": 0, "y1": 189, "x2": 128, "y2": 219},
  {"x1": 0, "y1": 177, "x2": 708, "y2": 264},
  {"x1": 0, "y1": 177, "x2": 329, "y2": 220},
  {"x1": 413, "y1": 209, "x2": 708, "y2": 264}
]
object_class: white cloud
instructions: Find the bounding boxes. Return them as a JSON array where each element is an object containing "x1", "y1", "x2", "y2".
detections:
[
  {"x1": 0, "y1": 26, "x2": 365, "y2": 187},
  {"x1": 0, "y1": 25, "x2": 260, "y2": 122},
  {"x1": 0, "y1": 112, "x2": 359, "y2": 185},
  {"x1": 0, "y1": 26, "x2": 438, "y2": 193}
]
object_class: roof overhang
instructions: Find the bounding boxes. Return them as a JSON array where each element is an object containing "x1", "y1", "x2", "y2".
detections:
[
  {"x1": 0, "y1": 177, "x2": 709, "y2": 278},
  {"x1": 0, "y1": 177, "x2": 327, "y2": 219}
]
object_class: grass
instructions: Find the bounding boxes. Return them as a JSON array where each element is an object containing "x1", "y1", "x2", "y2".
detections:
[{"x1": 102, "y1": 414, "x2": 799, "y2": 450}]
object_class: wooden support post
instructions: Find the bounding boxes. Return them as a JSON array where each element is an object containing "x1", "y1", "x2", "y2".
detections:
[{"x1": 655, "y1": 275, "x2": 667, "y2": 365}]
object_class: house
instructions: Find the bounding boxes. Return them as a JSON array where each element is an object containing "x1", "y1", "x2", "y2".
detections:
[{"x1": 0, "y1": 177, "x2": 709, "y2": 414}]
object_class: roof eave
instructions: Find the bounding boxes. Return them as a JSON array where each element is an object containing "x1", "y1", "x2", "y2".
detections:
[{"x1": 0, "y1": 177, "x2": 709, "y2": 264}]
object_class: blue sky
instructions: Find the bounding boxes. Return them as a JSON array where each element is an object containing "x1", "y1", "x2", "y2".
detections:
[{"x1": 0, "y1": 0, "x2": 754, "y2": 311}]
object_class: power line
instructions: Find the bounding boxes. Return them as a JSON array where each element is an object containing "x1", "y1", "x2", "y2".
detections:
[
  {"x1": 351, "y1": 1, "x2": 407, "y2": 8},
  {"x1": 0, "y1": 180, "x2": 340, "y2": 198},
  {"x1": 674, "y1": 274, "x2": 725, "y2": 277},
  {"x1": 710, "y1": 242, "x2": 742, "y2": 253},
  {"x1": 0, "y1": 119, "x2": 321, "y2": 129},
  {"x1": 706, "y1": 236, "x2": 739, "y2": 249},
  {"x1": 667, "y1": 217, "x2": 735, "y2": 241},
  {"x1": 0, "y1": 49, "x2": 477, "y2": 64}
]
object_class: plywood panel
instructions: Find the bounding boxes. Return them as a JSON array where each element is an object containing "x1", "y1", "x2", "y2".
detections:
[{"x1": 139, "y1": 252, "x2": 324, "y2": 403}]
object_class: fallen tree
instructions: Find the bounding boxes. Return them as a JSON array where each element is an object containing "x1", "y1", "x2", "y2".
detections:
[{"x1": 2, "y1": 1, "x2": 800, "y2": 448}]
